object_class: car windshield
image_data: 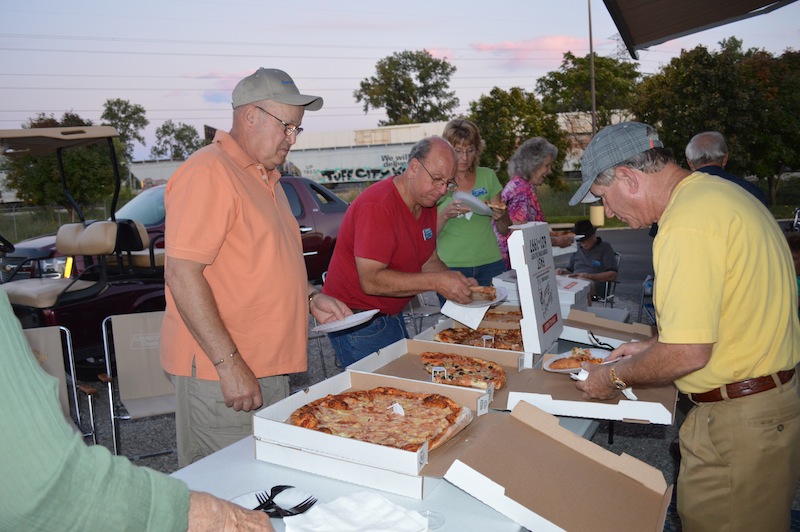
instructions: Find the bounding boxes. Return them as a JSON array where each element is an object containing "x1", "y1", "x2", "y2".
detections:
[{"x1": 115, "y1": 186, "x2": 166, "y2": 226}]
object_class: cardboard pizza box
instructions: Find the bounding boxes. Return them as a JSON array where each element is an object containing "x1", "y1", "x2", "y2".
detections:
[
  {"x1": 252, "y1": 370, "x2": 490, "y2": 499},
  {"x1": 444, "y1": 401, "x2": 672, "y2": 531},
  {"x1": 414, "y1": 317, "x2": 527, "y2": 346},
  {"x1": 561, "y1": 309, "x2": 656, "y2": 348},
  {"x1": 504, "y1": 351, "x2": 677, "y2": 424},
  {"x1": 351, "y1": 338, "x2": 535, "y2": 407}
]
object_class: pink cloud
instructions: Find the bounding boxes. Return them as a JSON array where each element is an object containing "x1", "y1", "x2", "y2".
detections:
[{"x1": 470, "y1": 36, "x2": 592, "y2": 70}]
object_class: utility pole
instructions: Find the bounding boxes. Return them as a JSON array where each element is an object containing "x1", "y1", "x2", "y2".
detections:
[{"x1": 588, "y1": 0, "x2": 597, "y2": 136}]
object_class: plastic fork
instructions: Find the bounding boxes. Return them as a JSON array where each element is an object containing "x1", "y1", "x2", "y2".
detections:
[
  {"x1": 253, "y1": 485, "x2": 294, "y2": 511},
  {"x1": 264, "y1": 495, "x2": 318, "y2": 518}
]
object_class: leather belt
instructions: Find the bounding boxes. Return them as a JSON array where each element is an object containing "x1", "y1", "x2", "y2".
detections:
[{"x1": 689, "y1": 369, "x2": 795, "y2": 403}]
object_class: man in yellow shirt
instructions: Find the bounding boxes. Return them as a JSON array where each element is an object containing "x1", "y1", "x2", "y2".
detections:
[{"x1": 571, "y1": 122, "x2": 800, "y2": 531}]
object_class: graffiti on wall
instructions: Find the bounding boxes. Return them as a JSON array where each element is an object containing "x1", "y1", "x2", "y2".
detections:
[{"x1": 291, "y1": 149, "x2": 410, "y2": 184}]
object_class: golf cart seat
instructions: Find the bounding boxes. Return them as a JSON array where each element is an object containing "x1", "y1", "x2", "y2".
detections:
[
  {"x1": 105, "y1": 219, "x2": 165, "y2": 272},
  {"x1": 3, "y1": 221, "x2": 117, "y2": 308}
]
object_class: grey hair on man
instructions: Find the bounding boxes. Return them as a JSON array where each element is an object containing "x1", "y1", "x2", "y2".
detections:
[{"x1": 685, "y1": 131, "x2": 728, "y2": 169}]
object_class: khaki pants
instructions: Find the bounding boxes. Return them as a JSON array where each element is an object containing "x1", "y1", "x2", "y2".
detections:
[
  {"x1": 678, "y1": 374, "x2": 800, "y2": 531},
  {"x1": 173, "y1": 367, "x2": 289, "y2": 468}
]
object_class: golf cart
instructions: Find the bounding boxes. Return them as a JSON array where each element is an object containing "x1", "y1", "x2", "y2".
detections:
[{"x1": 0, "y1": 126, "x2": 166, "y2": 371}]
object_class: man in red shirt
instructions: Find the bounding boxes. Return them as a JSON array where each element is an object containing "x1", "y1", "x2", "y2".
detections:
[{"x1": 323, "y1": 137, "x2": 475, "y2": 366}]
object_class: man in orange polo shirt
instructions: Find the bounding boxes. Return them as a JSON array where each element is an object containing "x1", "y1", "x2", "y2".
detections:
[{"x1": 161, "y1": 68, "x2": 350, "y2": 466}]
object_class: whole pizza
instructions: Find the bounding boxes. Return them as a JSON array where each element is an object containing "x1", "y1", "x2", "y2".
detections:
[
  {"x1": 421, "y1": 352, "x2": 506, "y2": 390},
  {"x1": 434, "y1": 327, "x2": 523, "y2": 351},
  {"x1": 288, "y1": 387, "x2": 473, "y2": 452}
]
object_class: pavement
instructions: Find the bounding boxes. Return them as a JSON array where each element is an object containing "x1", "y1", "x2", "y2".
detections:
[{"x1": 75, "y1": 226, "x2": 798, "y2": 528}]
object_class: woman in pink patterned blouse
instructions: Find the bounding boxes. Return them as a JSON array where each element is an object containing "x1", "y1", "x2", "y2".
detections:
[{"x1": 494, "y1": 137, "x2": 574, "y2": 267}]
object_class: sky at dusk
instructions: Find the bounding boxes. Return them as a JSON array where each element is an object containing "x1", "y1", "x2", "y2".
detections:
[{"x1": 2, "y1": 0, "x2": 799, "y2": 160}]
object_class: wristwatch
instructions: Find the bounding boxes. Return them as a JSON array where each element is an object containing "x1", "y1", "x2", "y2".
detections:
[{"x1": 609, "y1": 367, "x2": 627, "y2": 390}]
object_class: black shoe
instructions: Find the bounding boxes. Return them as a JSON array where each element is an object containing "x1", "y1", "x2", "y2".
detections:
[{"x1": 669, "y1": 437, "x2": 681, "y2": 461}]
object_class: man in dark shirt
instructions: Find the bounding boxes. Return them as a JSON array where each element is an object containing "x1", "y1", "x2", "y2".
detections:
[
  {"x1": 685, "y1": 131, "x2": 770, "y2": 207},
  {"x1": 556, "y1": 220, "x2": 617, "y2": 296}
]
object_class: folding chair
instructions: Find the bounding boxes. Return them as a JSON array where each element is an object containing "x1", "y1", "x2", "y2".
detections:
[
  {"x1": 101, "y1": 311, "x2": 175, "y2": 459},
  {"x1": 638, "y1": 275, "x2": 656, "y2": 324},
  {"x1": 595, "y1": 252, "x2": 622, "y2": 308},
  {"x1": 25, "y1": 326, "x2": 97, "y2": 444},
  {"x1": 402, "y1": 293, "x2": 442, "y2": 335}
]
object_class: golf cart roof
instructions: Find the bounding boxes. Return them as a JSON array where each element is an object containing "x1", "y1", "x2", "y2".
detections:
[{"x1": 0, "y1": 126, "x2": 120, "y2": 156}]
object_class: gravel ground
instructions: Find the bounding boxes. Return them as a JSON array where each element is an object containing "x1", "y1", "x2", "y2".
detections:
[{"x1": 74, "y1": 292, "x2": 798, "y2": 530}]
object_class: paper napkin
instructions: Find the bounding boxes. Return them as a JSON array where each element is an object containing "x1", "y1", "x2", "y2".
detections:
[
  {"x1": 441, "y1": 300, "x2": 488, "y2": 329},
  {"x1": 283, "y1": 491, "x2": 428, "y2": 532}
]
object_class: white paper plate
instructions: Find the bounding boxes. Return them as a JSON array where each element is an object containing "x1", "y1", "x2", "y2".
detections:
[
  {"x1": 452, "y1": 191, "x2": 493, "y2": 216},
  {"x1": 450, "y1": 286, "x2": 508, "y2": 308},
  {"x1": 311, "y1": 309, "x2": 380, "y2": 333},
  {"x1": 230, "y1": 488, "x2": 313, "y2": 510},
  {"x1": 543, "y1": 348, "x2": 611, "y2": 374}
]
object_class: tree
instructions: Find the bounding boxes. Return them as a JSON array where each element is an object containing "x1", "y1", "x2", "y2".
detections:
[
  {"x1": 467, "y1": 87, "x2": 568, "y2": 187},
  {"x1": 101, "y1": 98, "x2": 149, "y2": 161},
  {"x1": 354, "y1": 50, "x2": 459, "y2": 126},
  {"x1": 629, "y1": 38, "x2": 799, "y2": 203},
  {"x1": 149, "y1": 120, "x2": 204, "y2": 160},
  {"x1": 536, "y1": 52, "x2": 641, "y2": 130},
  {"x1": 1, "y1": 112, "x2": 117, "y2": 213}
]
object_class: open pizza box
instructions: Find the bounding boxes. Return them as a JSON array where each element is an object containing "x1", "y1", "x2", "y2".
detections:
[
  {"x1": 350, "y1": 337, "x2": 534, "y2": 408},
  {"x1": 414, "y1": 316, "x2": 528, "y2": 346},
  {"x1": 561, "y1": 309, "x2": 656, "y2": 348},
  {"x1": 506, "y1": 352, "x2": 678, "y2": 424},
  {"x1": 444, "y1": 400, "x2": 672, "y2": 531},
  {"x1": 253, "y1": 370, "x2": 491, "y2": 499}
]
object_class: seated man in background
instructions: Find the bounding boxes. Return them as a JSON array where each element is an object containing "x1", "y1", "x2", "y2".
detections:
[{"x1": 556, "y1": 219, "x2": 617, "y2": 297}]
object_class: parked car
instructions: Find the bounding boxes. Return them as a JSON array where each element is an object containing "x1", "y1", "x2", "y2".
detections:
[{"x1": 0, "y1": 176, "x2": 346, "y2": 284}]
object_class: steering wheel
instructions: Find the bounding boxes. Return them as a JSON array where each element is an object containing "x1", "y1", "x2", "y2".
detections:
[{"x1": 0, "y1": 234, "x2": 15, "y2": 254}]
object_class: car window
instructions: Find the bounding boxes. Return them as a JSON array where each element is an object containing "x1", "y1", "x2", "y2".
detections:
[
  {"x1": 281, "y1": 182, "x2": 303, "y2": 218},
  {"x1": 307, "y1": 182, "x2": 348, "y2": 214},
  {"x1": 116, "y1": 186, "x2": 166, "y2": 226}
]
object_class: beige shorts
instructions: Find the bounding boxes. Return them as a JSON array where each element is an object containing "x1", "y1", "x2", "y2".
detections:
[{"x1": 172, "y1": 368, "x2": 289, "y2": 468}]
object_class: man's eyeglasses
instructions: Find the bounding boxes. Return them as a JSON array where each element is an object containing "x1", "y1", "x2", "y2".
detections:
[
  {"x1": 417, "y1": 158, "x2": 457, "y2": 191},
  {"x1": 252, "y1": 105, "x2": 303, "y2": 137}
]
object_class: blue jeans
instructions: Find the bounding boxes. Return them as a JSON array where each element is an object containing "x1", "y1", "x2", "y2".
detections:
[
  {"x1": 327, "y1": 313, "x2": 409, "y2": 367},
  {"x1": 438, "y1": 259, "x2": 507, "y2": 306}
]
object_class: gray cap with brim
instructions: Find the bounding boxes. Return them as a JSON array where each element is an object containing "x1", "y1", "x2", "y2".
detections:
[
  {"x1": 232, "y1": 68, "x2": 323, "y2": 111},
  {"x1": 569, "y1": 122, "x2": 663, "y2": 206}
]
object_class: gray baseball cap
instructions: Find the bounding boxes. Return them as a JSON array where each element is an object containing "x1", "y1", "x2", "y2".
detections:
[
  {"x1": 232, "y1": 68, "x2": 323, "y2": 111},
  {"x1": 569, "y1": 122, "x2": 663, "y2": 206}
]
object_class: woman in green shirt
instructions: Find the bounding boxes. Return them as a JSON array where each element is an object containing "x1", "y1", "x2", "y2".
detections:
[{"x1": 437, "y1": 119, "x2": 511, "y2": 289}]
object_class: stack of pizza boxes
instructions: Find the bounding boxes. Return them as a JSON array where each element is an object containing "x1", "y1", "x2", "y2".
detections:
[{"x1": 252, "y1": 222, "x2": 673, "y2": 530}]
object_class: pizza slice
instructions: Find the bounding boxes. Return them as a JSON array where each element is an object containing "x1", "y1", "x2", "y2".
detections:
[
  {"x1": 548, "y1": 347, "x2": 606, "y2": 370},
  {"x1": 469, "y1": 286, "x2": 497, "y2": 301}
]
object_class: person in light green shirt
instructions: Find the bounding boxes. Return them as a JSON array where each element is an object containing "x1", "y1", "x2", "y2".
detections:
[
  {"x1": 437, "y1": 119, "x2": 510, "y2": 289},
  {"x1": 0, "y1": 288, "x2": 272, "y2": 531}
]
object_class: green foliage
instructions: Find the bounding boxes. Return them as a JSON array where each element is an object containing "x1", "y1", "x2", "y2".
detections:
[
  {"x1": 536, "y1": 52, "x2": 640, "y2": 127},
  {"x1": 354, "y1": 50, "x2": 459, "y2": 126},
  {"x1": 101, "y1": 98, "x2": 149, "y2": 160},
  {"x1": 1, "y1": 113, "x2": 117, "y2": 214},
  {"x1": 149, "y1": 120, "x2": 204, "y2": 160},
  {"x1": 629, "y1": 38, "x2": 800, "y2": 203},
  {"x1": 466, "y1": 87, "x2": 569, "y2": 188}
]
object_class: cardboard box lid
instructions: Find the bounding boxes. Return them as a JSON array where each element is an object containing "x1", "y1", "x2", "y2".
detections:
[
  {"x1": 564, "y1": 309, "x2": 656, "y2": 344},
  {"x1": 508, "y1": 355, "x2": 677, "y2": 424},
  {"x1": 444, "y1": 401, "x2": 672, "y2": 532}
]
